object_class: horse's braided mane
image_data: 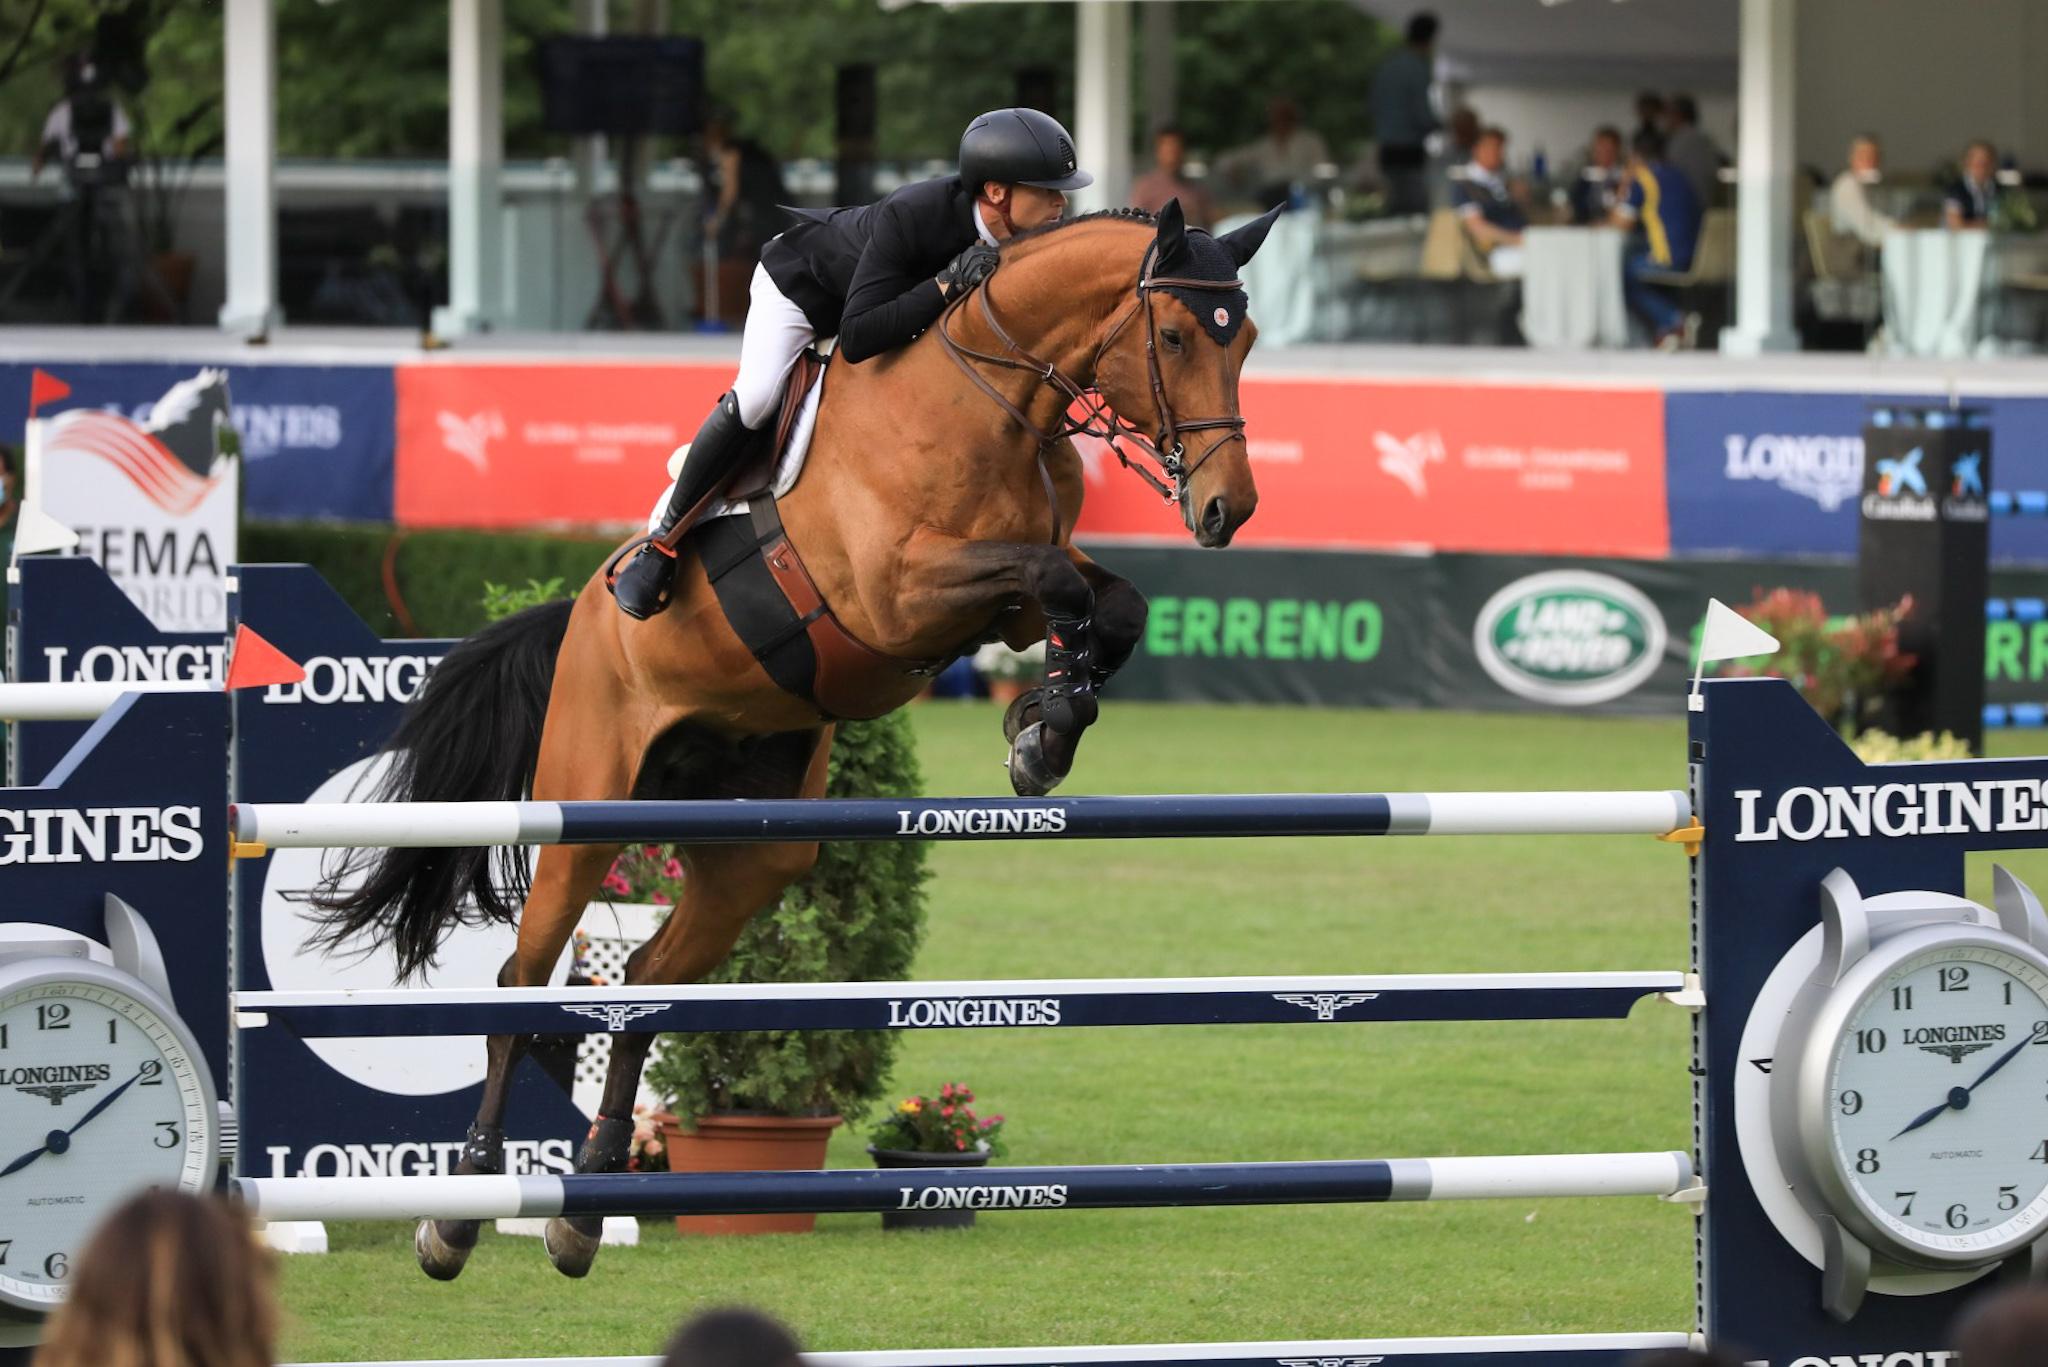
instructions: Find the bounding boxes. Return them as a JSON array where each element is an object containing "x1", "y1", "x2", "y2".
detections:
[{"x1": 999, "y1": 206, "x2": 1156, "y2": 252}]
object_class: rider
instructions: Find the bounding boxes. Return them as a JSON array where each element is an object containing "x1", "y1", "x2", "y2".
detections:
[{"x1": 611, "y1": 108, "x2": 1095, "y2": 619}]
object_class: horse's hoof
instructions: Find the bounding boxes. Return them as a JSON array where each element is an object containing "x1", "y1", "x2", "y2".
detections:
[
  {"x1": 1007, "y1": 721, "x2": 1065, "y2": 797},
  {"x1": 415, "y1": 1218, "x2": 477, "y2": 1281},
  {"x1": 1001, "y1": 688, "x2": 1044, "y2": 745},
  {"x1": 543, "y1": 1216, "x2": 603, "y2": 1278}
]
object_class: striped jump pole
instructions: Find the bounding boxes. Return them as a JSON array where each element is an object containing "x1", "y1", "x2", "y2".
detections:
[
  {"x1": 1986, "y1": 596, "x2": 2046, "y2": 622},
  {"x1": 0, "y1": 679, "x2": 216, "y2": 722},
  {"x1": 289, "y1": 1332, "x2": 1696, "y2": 1367},
  {"x1": 229, "y1": 790, "x2": 1694, "y2": 850},
  {"x1": 235, "y1": 970, "x2": 1689, "y2": 1037},
  {"x1": 233, "y1": 1151, "x2": 1697, "y2": 1224},
  {"x1": 1987, "y1": 703, "x2": 2048, "y2": 729}
]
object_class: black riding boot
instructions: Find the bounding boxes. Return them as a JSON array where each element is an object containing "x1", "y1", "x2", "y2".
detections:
[{"x1": 611, "y1": 391, "x2": 757, "y2": 619}]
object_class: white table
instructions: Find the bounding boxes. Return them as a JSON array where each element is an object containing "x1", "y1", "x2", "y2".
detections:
[
  {"x1": 1519, "y1": 226, "x2": 1628, "y2": 350},
  {"x1": 1882, "y1": 229, "x2": 2048, "y2": 357}
]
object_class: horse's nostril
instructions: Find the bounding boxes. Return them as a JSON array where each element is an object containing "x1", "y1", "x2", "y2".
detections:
[{"x1": 1202, "y1": 496, "x2": 1229, "y2": 536}]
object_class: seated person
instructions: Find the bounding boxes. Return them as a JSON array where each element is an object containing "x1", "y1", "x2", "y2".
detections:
[
  {"x1": 1610, "y1": 128, "x2": 1702, "y2": 350},
  {"x1": 1829, "y1": 133, "x2": 1897, "y2": 247},
  {"x1": 1450, "y1": 126, "x2": 1527, "y2": 278},
  {"x1": 1570, "y1": 126, "x2": 1627, "y2": 225},
  {"x1": 1944, "y1": 138, "x2": 2000, "y2": 229}
]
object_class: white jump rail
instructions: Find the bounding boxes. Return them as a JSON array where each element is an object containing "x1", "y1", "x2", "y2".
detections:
[
  {"x1": 0, "y1": 679, "x2": 217, "y2": 722},
  {"x1": 229, "y1": 790, "x2": 1696, "y2": 849}
]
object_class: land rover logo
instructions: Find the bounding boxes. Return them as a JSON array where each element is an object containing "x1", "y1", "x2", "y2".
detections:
[{"x1": 1472, "y1": 570, "x2": 1666, "y2": 706}]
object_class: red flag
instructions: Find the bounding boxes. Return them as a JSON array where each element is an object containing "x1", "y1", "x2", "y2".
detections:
[
  {"x1": 28, "y1": 369, "x2": 71, "y2": 414},
  {"x1": 224, "y1": 625, "x2": 306, "y2": 692}
]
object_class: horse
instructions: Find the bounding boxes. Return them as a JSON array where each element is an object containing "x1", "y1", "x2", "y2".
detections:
[{"x1": 312, "y1": 198, "x2": 1278, "y2": 1280}]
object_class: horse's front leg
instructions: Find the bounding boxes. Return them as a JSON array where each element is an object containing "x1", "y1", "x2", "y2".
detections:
[{"x1": 999, "y1": 549, "x2": 1148, "y2": 768}]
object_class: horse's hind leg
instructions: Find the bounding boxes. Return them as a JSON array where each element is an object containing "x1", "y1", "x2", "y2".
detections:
[{"x1": 543, "y1": 726, "x2": 832, "y2": 1277}]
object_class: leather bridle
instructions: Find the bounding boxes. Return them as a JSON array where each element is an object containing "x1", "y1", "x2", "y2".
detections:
[{"x1": 936, "y1": 241, "x2": 1248, "y2": 537}]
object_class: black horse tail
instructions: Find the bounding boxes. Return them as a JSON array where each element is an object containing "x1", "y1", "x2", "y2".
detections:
[{"x1": 310, "y1": 598, "x2": 576, "y2": 980}]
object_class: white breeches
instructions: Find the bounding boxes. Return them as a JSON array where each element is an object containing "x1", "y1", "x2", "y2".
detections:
[{"x1": 732, "y1": 263, "x2": 819, "y2": 430}]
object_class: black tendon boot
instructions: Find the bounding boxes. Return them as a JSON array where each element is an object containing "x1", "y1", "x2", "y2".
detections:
[
  {"x1": 1040, "y1": 612, "x2": 1099, "y2": 734},
  {"x1": 611, "y1": 391, "x2": 757, "y2": 619}
]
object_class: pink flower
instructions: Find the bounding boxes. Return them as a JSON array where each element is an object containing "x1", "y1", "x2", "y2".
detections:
[
  {"x1": 652, "y1": 891, "x2": 671, "y2": 904},
  {"x1": 642, "y1": 845, "x2": 662, "y2": 858},
  {"x1": 940, "y1": 1082, "x2": 954, "y2": 1099},
  {"x1": 954, "y1": 1135, "x2": 967, "y2": 1150},
  {"x1": 663, "y1": 859, "x2": 684, "y2": 879},
  {"x1": 941, "y1": 1104, "x2": 954, "y2": 1118},
  {"x1": 602, "y1": 873, "x2": 631, "y2": 895}
]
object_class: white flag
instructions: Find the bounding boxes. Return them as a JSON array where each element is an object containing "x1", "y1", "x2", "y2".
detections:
[{"x1": 1698, "y1": 598, "x2": 1781, "y2": 665}]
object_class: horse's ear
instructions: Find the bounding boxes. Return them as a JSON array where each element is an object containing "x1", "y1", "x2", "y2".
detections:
[
  {"x1": 1217, "y1": 205, "x2": 1284, "y2": 268},
  {"x1": 1153, "y1": 198, "x2": 1188, "y2": 271}
]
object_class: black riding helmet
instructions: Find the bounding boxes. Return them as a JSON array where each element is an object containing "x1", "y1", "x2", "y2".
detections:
[{"x1": 959, "y1": 108, "x2": 1095, "y2": 193}]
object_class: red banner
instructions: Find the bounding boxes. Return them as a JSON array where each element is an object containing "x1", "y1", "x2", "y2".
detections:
[
  {"x1": 396, "y1": 362, "x2": 1668, "y2": 557},
  {"x1": 1071, "y1": 378, "x2": 1669, "y2": 557},
  {"x1": 394, "y1": 361, "x2": 729, "y2": 528}
]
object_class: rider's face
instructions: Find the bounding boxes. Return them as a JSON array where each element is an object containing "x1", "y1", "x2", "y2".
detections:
[{"x1": 1006, "y1": 184, "x2": 1068, "y2": 231}]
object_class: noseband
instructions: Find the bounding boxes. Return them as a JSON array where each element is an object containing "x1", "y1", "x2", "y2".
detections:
[{"x1": 936, "y1": 241, "x2": 1248, "y2": 519}]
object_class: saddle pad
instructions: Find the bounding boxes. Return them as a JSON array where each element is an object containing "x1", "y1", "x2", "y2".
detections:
[{"x1": 646, "y1": 341, "x2": 834, "y2": 534}]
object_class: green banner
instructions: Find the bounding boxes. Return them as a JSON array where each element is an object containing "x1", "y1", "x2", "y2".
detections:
[{"x1": 1079, "y1": 542, "x2": 2048, "y2": 718}]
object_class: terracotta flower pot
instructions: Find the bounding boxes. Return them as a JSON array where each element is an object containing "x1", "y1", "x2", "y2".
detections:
[
  {"x1": 868, "y1": 1145, "x2": 991, "y2": 1230},
  {"x1": 657, "y1": 1112, "x2": 843, "y2": 1236}
]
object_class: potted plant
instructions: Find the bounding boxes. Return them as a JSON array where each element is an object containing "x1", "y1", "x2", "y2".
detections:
[
  {"x1": 1724, "y1": 589, "x2": 1916, "y2": 735},
  {"x1": 639, "y1": 710, "x2": 930, "y2": 1235},
  {"x1": 867, "y1": 1082, "x2": 1008, "y2": 1231}
]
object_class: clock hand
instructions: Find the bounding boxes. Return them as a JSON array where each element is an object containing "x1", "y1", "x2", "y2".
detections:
[
  {"x1": 0, "y1": 1069, "x2": 141, "y2": 1178},
  {"x1": 1960, "y1": 1031, "x2": 2037, "y2": 1095},
  {"x1": 59, "y1": 1069, "x2": 142, "y2": 1140},
  {"x1": 1891, "y1": 1094, "x2": 1963, "y2": 1141}
]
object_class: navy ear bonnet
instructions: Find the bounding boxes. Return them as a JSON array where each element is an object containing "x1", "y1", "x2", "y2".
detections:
[{"x1": 1156, "y1": 230, "x2": 1249, "y2": 347}]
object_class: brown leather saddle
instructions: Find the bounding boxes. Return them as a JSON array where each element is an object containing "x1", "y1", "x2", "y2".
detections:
[{"x1": 686, "y1": 349, "x2": 956, "y2": 722}]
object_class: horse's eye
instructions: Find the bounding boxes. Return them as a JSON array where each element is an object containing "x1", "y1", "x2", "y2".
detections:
[{"x1": 1161, "y1": 328, "x2": 1183, "y2": 352}]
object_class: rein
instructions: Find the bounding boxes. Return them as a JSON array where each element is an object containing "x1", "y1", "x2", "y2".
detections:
[{"x1": 935, "y1": 240, "x2": 1249, "y2": 530}]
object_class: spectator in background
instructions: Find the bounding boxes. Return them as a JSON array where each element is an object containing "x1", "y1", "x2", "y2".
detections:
[
  {"x1": 36, "y1": 1190, "x2": 277, "y2": 1367},
  {"x1": 1129, "y1": 124, "x2": 1215, "y2": 228},
  {"x1": 1829, "y1": 133, "x2": 1897, "y2": 247},
  {"x1": 1451, "y1": 126, "x2": 1527, "y2": 278},
  {"x1": 1571, "y1": 126, "x2": 1627, "y2": 225},
  {"x1": 1611, "y1": 128, "x2": 1702, "y2": 350},
  {"x1": 29, "y1": 54, "x2": 130, "y2": 182},
  {"x1": 660, "y1": 1308, "x2": 805, "y2": 1367},
  {"x1": 1214, "y1": 96, "x2": 1331, "y2": 204},
  {"x1": 1662, "y1": 94, "x2": 1724, "y2": 209},
  {"x1": 1945, "y1": 138, "x2": 2001, "y2": 228},
  {"x1": 1952, "y1": 1285, "x2": 2048, "y2": 1367},
  {"x1": 704, "y1": 112, "x2": 789, "y2": 265},
  {"x1": 1370, "y1": 11, "x2": 1441, "y2": 215},
  {"x1": 1633, "y1": 91, "x2": 1666, "y2": 146}
]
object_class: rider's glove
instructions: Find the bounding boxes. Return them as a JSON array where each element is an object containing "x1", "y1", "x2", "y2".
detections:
[{"x1": 939, "y1": 242, "x2": 1001, "y2": 294}]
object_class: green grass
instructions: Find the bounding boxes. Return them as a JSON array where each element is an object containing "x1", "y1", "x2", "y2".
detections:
[{"x1": 276, "y1": 703, "x2": 2048, "y2": 1363}]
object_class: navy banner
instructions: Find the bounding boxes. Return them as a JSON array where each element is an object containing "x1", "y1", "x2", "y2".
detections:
[
  {"x1": 1666, "y1": 390, "x2": 2048, "y2": 564},
  {"x1": 0, "y1": 361, "x2": 395, "y2": 522}
]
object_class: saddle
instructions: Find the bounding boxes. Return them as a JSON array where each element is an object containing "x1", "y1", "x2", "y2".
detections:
[{"x1": 687, "y1": 347, "x2": 957, "y2": 722}]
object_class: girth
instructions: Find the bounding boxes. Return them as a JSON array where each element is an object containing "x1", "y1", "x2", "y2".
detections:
[{"x1": 694, "y1": 496, "x2": 953, "y2": 723}]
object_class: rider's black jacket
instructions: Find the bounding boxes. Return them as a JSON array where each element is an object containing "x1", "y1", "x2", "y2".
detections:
[{"x1": 761, "y1": 175, "x2": 983, "y2": 364}]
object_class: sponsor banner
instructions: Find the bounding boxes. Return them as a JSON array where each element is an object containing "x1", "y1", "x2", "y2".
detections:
[
  {"x1": 394, "y1": 361, "x2": 727, "y2": 527},
  {"x1": 0, "y1": 361, "x2": 395, "y2": 522},
  {"x1": 23, "y1": 371, "x2": 240, "y2": 632},
  {"x1": 1074, "y1": 378, "x2": 1669, "y2": 557},
  {"x1": 1084, "y1": 543, "x2": 1436, "y2": 710},
  {"x1": 1666, "y1": 390, "x2": 2048, "y2": 563},
  {"x1": 1090, "y1": 543, "x2": 2048, "y2": 716}
]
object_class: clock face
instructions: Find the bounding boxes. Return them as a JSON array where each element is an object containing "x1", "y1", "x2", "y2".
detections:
[
  {"x1": 0, "y1": 978, "x2": 213, "y2": 1306},
  {"x1": 1827, "y1": 940, "x2": 2048, "y2": 1261}
]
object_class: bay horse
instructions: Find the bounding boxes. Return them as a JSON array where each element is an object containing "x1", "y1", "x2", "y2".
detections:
[{"x1": 313, "y1": 198, "x2": 1277, "y2": 1280}]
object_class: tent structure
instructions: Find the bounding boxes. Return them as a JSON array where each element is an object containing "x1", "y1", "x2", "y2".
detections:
[{"x1": 215, "y1": 0, "x2": 1795, "y2": 352}]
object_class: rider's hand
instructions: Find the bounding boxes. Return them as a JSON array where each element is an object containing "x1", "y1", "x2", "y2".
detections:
[{"x1": 938, "y1": 242, "x2": 1001, "y2": 296}]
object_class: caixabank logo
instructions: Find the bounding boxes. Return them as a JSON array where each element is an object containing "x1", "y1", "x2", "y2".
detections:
[{"x1": 1472, "y1": 570, "x2": 1667, "y2": 706}]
